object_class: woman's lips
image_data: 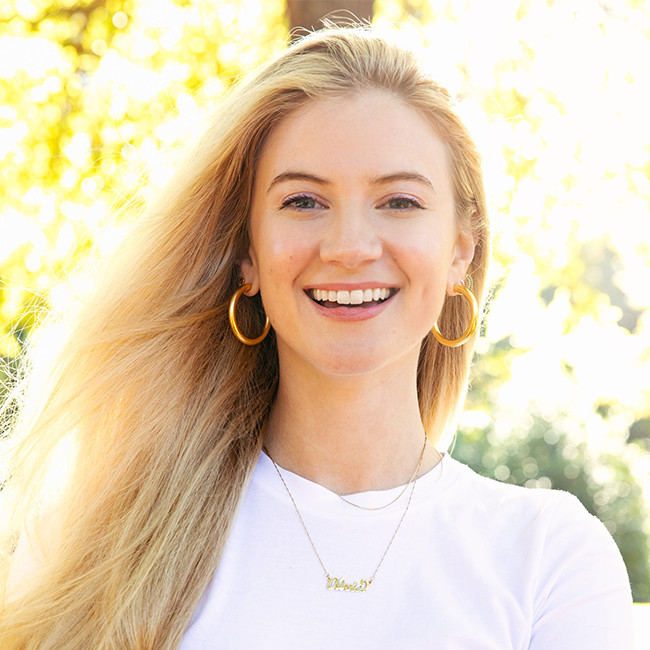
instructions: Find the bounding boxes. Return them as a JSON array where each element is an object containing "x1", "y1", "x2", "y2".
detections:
[{"x1": 305, "y1": 288, "x2": 398, "y2": 321}]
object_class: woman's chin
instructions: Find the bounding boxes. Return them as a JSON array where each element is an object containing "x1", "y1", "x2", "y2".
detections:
[{"x1": 277, "y1": 337, "x2": 419, "y2": 381}]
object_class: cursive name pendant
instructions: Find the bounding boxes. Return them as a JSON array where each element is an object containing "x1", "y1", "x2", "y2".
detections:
[
  {"x1": 265, "y1": 436, "x2": 429, "y2": 593},
  {"x1": 326, "y1": 576, "x2": 370, "y2": 592}
]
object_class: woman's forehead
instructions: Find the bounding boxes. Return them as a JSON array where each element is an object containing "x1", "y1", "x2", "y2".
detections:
[{"x1": 254, "y1": 91, "x2": 452, "y2": 196}]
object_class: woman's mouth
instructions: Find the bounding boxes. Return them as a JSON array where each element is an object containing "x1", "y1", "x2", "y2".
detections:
[{"x1": 307, "y1": 287, "x2": 398, "y2": 309}]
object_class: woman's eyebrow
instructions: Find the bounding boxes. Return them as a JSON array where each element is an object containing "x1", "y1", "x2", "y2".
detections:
[
  {"x1": 370, "y1": 172, "x2": 436, "y2": 193},
  {"x1": 266, "y1": 170, "x2": 436, "y2": 195},
  {"x1": 267, "y1": 172, "x2": 330, "y2": 194}
]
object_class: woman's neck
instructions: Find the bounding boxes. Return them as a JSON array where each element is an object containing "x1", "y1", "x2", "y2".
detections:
[{"x1": 263, "y1": 356, "x2": 441, "y2": 496}]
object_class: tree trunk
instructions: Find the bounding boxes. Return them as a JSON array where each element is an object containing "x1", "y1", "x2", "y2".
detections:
[{"x1": 286, "y1": 0, "x2": 375, "y2": 37}]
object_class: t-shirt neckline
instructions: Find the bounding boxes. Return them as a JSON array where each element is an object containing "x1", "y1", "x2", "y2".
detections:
[{"x1": 255, "y1": 448, "x2": 462, "y2": 518}]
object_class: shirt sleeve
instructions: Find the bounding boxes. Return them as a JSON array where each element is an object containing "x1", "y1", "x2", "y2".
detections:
[{"x1": 529, "y1": 492, "x2": 635, "y2": 650}]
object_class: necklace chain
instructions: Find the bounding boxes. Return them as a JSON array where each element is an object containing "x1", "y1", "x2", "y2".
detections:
[
  {"x1": 265, "y1": 437, "x2": 432, "y2": 592},
  {"x1": 337, "y1": 436, "x2": 430, "y2": 510}
]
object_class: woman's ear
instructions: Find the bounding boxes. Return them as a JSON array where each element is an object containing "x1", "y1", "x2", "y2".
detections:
[
  {"x1": 238, "y1": 244, "x2": 260, "y2": 296},
  {"x1": 446, "y1": 226, "x2": 476, "y2": 296}
]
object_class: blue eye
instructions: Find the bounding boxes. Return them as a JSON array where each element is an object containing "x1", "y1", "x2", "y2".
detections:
[
  {"x1": 384, "y1": 196, "x2": 424, "y2": 210},
  {"x1": 280, "y1": 194, "x2": 324, "y2": 211}
]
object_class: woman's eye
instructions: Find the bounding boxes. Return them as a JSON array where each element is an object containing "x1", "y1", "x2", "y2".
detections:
[
  {"x1": 280, "y1": 194, "x2": 324, "y2": 211},
  {"x1": 383, "y1": 196, "x2": 424, "y2": 210}
]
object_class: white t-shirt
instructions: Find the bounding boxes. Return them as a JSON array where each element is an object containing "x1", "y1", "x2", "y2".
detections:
[{"x1": 180, "y1": 451, "x2": 634, "y2": 649}]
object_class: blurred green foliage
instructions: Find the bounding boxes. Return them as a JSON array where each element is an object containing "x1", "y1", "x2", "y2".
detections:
[{"x1": 0, "y1": 0, "x2": 288, "y2": 357}]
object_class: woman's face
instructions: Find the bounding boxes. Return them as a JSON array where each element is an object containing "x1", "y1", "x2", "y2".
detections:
[{"x1": 242, "y1": 90, "x2": 475, "y2": 378}]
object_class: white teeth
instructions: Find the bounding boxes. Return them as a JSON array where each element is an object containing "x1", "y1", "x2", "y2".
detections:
[
  {"x1": 311, "y1": 288, "x2": 393, "y2": 304},
  {"x1": 350, "y1": 289, "x2": 364, "y2": 304}
]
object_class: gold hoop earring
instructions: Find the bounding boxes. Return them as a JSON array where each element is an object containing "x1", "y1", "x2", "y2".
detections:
[
  {"x1": 431, "y1": 276, "x2": 478, "y2": 348},
  {"x1": 229, "y1": 283, "x2": 271, "y2": 346}
]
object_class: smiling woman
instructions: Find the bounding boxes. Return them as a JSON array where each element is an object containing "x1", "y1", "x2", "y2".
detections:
[
  {"x1": 243, "y1": 91, "x2": 474, "y2": 393},
  {"x1": 0, "y1": 24, "x2": 633, "y2": 650}
]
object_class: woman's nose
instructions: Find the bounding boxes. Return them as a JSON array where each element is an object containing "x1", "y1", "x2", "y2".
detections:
[{"x1": 319, "y1": 207, "x2": 383, "y2": 269}]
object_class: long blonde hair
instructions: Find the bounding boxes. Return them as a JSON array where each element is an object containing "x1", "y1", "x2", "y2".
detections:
[{"x1": 0, "y1": 25, "x2": 489, "y2": 649}]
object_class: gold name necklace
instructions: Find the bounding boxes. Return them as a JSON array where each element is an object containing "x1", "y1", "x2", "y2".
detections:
[{"x1": 265, "y1": 437, "x2": 429, "y2": 592}]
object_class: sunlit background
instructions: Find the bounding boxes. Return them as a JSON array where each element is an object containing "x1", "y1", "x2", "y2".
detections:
[{"x1": 1, "y1": 0, "x2": 649, "y2": 634}]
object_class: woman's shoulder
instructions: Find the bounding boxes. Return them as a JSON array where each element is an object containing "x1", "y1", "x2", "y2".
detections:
[
  {"x1": 442, "y1": 455, "x2": 633, "y2": 634},
  {"x1": 445, "y1": 453, "x2": 590, "y2": 514},
  {"x1": 441, "y1": 454, "x2": 620, "y2": 551}
]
